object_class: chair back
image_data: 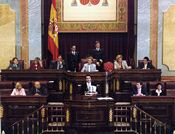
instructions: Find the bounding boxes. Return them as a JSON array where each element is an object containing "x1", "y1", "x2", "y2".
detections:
[{"x1": 103, "y1": 61, "x2": 114, "y2": 72}]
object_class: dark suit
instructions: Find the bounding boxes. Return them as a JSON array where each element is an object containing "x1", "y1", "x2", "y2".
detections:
[
  {"x1": 152, "y1": 90, "x2": 166, "y2": 96},
  {"x1": 29, "y1": 86, "x2": 47, "y2": 96},
  {"x1": 90, "y1": 49, "x2": 104, "y2": 71},
  {"x1": 67, "y1": 51, "x2": 80, "y2": 71},
  {"x1": 80, "y1": 83, "x2": 101, "y2": 95},
  {"x1": 132, "y1": 88, "x2": 148, "y2": 96},
  {"x1": 90, "y1": 48, "x2": 104, "y2": 61},
  {"x1": 8, "y1": 63, "x2": 22, "y2": 70},
  {"x1": 49, "y1": 60, "x2": 66, "y2": 70},
  {"x1": 138, "y1": 62, "x2": 154, "y2": 69}
]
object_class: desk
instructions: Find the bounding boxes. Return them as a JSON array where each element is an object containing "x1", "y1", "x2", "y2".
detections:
[
  {"x1": 113, "y1": 69, "x2": 161, "y2": 90},
  {"x1": 131, "y1": 96, "x2": 175, "y2": 127},
  {"x1": 1, "y1": 69, "x2": 161, "y2": 82},
  {"x1": 1, "y1": 69, "x2": 65, "y2": 81},
  {"x1": 64, "y1": 96, "x2": 115, "y2": 132},
  {"x1": 1, "y1": 96, "x2": 47, "y2": 126}
]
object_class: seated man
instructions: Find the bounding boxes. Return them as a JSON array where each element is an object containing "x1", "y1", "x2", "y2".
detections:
[
  {"x1": 8, "y1": 57, "x2": 22, "y2": 70},
  {"x1": 81, "y1": 56, "x2": 98, "y2": 72},
  {"x1": 49, "y1": 55, "x2": 66, "y2": 70},
  {"x1": 29, "y1": 81, "x2": 47, "y2": 96},
  {"x1": 81, "y1": 75, "x2": 97, "y2": 95},
  {"x1": 132, "y1": 82, "x2": 148, "y2": 96},
  {"x1": 138, "y1": 57, "x2": 154, "y2": 69}
]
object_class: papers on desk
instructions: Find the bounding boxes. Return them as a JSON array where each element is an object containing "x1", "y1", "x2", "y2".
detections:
[{"x1": 97, "y1": 97, "x2": 114, "y2": 100}]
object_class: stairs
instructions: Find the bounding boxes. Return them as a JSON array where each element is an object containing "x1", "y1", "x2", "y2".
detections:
[
  {"x1": 41, "y1": 102, "x2": 65, "y2": 134},
  {"x1": 114, "y1": 102, "x2": 137, "y2": 134}
]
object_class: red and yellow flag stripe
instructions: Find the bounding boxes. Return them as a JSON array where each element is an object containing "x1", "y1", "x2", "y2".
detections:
[{"x1": 48, "y1": 0, "x2": 59, "y2": 60}]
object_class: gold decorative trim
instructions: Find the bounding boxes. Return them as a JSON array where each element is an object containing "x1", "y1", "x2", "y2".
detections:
[
  {"x1": 57, "y1": 0, "x2": 128, "y2": 32},
  {"x1": 150, "y1": 0, "x2": 158, "y2": 68},
  {"x1": 20, "y1": 0, "x2": 29, "y2": 68},
  {"x1": 66, "y1": 108, "x2": 70, "y2": 123},
  {"x1": 109, "y1": 108, "x2": 113, "y2": 122}
]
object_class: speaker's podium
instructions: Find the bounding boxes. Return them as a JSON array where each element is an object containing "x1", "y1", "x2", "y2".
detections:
[{"x1": 64, "y1": 95, "x2": 115, "y2": 133}]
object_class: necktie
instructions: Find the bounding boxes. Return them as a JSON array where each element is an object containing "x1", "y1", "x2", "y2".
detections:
[
  {"x1": 88, "y1": 65, "x2": 91, "y2": 72},
  {"x1": 57, "y1": 62, "x2": 60, "y2": 70}
]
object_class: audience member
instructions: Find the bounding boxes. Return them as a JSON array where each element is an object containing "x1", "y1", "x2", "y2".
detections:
[
  {"x1": 11, "y1": 82, "x2": 26, "y2": 96},
  {"x1": 114, "y1": 54, "x2": 131, "y2": 69}
]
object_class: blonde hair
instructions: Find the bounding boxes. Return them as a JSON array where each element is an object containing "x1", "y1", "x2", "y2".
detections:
[
  {"x1": 15, "y1": 82, "x2": 22, "y2": 89},
  {"x1": 87, "y1": 56, "x2": 93, "y2": 60},
  {"x1": 116, "y1": 54, "x2": 123, "y2": 62}
]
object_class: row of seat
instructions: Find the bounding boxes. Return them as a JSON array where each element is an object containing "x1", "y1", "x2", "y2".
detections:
[
  {"x1": 9, "y1": 59, "x2": 152, "y2": 70},
  {"x1": 0, "y1": 80, "x2": 175, "y2": 96},
  {"x1": 0, "y1": 81, "x2": 49, "y2": 95},
  {"x1": 130, "y1": 81, "x2": 175, "y2": 96}
]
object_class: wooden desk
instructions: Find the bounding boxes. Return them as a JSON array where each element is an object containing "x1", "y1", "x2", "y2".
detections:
[
  {"x1": 113, "y1": 69, "x2": 161, "y2": 91},
  {"x1": 1, "y1": 70, "x2": 161, "y2": 97},
  {"x1": 1, "y1": 69, "x2": 161, "y2": 82},
  {"x1": 64, "y1": 96, "x2": 115, "y2": 132},
  {"x1": 114, "y1": 69, "x2": 161, "y2": 81},
  {"x1": 131, "y1": 96, "x2": 175, "y2": 127},
  {"x1": 1, "y1": 96, "x2": 47, "y2": 126},
  {"x1": 1, "y1": 69, "x2": 65, "y2": 81}
]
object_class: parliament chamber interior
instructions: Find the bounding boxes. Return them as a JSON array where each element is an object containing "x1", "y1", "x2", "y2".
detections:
[{"x1": 0, "y1": 0, "x2": 175, "y2": 134}]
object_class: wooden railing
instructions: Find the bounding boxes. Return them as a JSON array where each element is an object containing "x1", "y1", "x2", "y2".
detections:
[
  {"x1": 11, "y1": 103, "x2": 65, "y2": 134},
  {"x1": 10, "y1": 102, "x2": 167, "y2": 134},
  {"x1": 114, "y1": 103, "x2": 167, "y2": 134}
]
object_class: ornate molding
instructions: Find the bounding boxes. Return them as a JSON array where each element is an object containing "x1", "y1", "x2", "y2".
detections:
[{"x1": 56, "y1": 0, "x2": 128, "y2": 32}]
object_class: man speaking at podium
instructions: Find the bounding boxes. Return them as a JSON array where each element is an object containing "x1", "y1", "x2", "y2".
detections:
[{"x1": 81, "y1": 75, "x2": 97, "y2": 95}]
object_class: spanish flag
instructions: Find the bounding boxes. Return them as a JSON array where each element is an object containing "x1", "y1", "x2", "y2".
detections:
[{"x1": 48, "y1": 0, "x2": 59, "y2": 60}]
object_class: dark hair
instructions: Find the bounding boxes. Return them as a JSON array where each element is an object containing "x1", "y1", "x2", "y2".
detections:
[
  {"x1": 155, "y1": 83, "x2": 163, "y2": 89},
  {"x1": 143, "y1": 57, "x2": 149, "y2": 61},
  {"x1": 137, "y1": 82, "x2": 143, "y2": 85},
  {"x1": 12, "y1": 57, "x2": 18, "y2": 62},
  {"x1": 95, "y1": 40, "x2": 100, "y2": 44},
  {"x1": 86, "y1": 75, "x2": 91, "y2": 78}
]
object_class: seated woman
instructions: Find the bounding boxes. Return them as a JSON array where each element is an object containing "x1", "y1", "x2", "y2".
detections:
[
  {"x1": 81, "y1": 56, "x2": 98, "y2": 72},
  {"x1": 152, "y1": 83, "x2": 166, "y2": 96},
  {"x1": 8, "y1": 57, "x2": 22, "y2": 70},
  {"x1": 11, "y1": 82, "x2": 26, "y2": 96},
  {"x1": 30, "y1": 57, "x2": 43, "y2": 70},
  {"x1": 114, "y1": 55, "x2": 131, "y2": 69}
]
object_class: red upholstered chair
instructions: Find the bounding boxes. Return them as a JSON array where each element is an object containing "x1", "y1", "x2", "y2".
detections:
[{"x1": 103, "y1": 62, "x2": 114, "y2": 72}]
